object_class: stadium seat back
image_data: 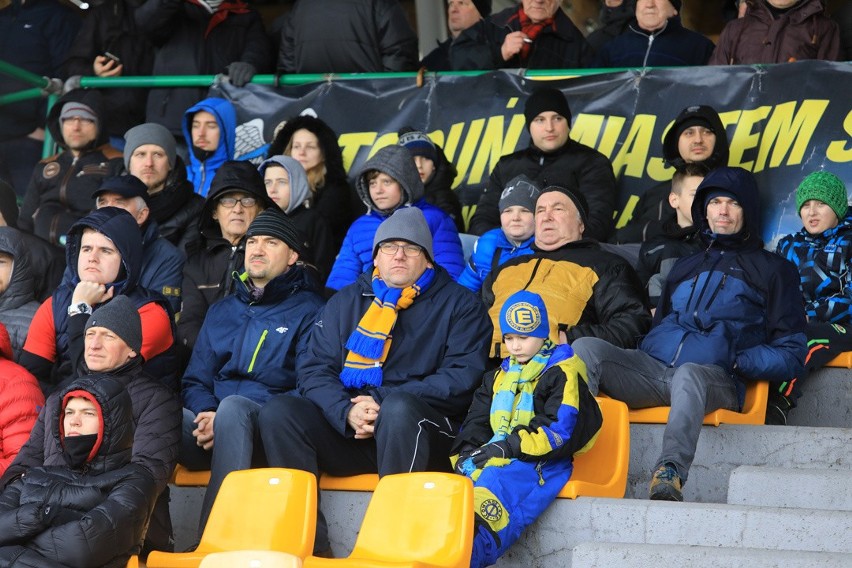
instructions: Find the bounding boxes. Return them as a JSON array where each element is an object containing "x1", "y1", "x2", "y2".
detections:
[{"x1": 199, "y1": 550, "x2": 303, "y2": 567}]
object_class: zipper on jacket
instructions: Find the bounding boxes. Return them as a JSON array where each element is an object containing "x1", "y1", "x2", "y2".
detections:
[
  {"x1": 247, "y1": 329, "x2": 268, "y2": 373},
  {"x1": 642, "y1": 33, "x2": 655, "y2": 67},
  {"x1": 59, "y1": 156, "x2": 79, "y2": 206},
  {"x1": 669, "y1": 333, "x2": 687, "y2": 366},
  {"x1": 704, "y1": 273, "x2": 728, "y2": 308}
]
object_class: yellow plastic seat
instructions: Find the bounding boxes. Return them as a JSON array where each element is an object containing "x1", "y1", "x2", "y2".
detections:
[
  {"x1": 126, "y1": 556, "x2": 139, "y2": 568},
  {"x1": 172, "y1": 464, "x2": 211, "y2": 486},
  {"x1": 825, "y1": 351, "x2": 852, "y2": 368},
  {"x1": 148, "y1": 468, "x2": 317, "y2": 568},
  {"x1": 318, "y1": 473, "x2": 378, "y2": 491},
  {"x1": 558, "y1": 397, "x2": 629, "y2": 499},
  {"x1": 303, "y1": 472, "x2": 474, "y2": 568},
  {"x1": 199, "y1": 550, "x2": 303, "y2": 568},
  {"x1": 615, "y1": 380, "x2": 769, "y2": 426}
]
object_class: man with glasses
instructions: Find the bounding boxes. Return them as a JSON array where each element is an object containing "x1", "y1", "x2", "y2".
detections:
[
  {"x1": 259, "y1": 207, "x2": 491, "y2": 557},
  {"x1": 178, "y1": 161, "x2": 276, "y2": 351}
]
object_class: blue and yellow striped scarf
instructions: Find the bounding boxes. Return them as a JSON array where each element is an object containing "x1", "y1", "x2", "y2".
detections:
[{"x1": 340, "y1": 267, "x2": 435, "y2": 389}]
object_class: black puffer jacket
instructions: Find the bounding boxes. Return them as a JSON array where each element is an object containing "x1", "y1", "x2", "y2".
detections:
[
  {"x1": 424, "y1": 145, "x2": 465, "y2": 233},
  {"x1": 278, "y1": 0, "x2": 418, "y2": 73},
  {"x1": 468, "y1": 139, "x2": 617, "y2": 241},
  {"x1": 0, "y1": 375, "x2": 160, "y2": 568},
  {"x1": 135, "y1": 0, "x2": 272, "y2": 134},
  {"x1": 64, "y1": 0, "x2": 153, "y2": 138},
  {"x1": 17, "y1": 90, "x2": 124, "y2": 246},
  {"x1": 177, "y1": 162, "x2": 277, "y2": 351},
  {"x1": 0, "y1": 228, "x2": 41, "y2": 361},
  {"x1": 267, "y1": 115, "x2": 359, "y2": 249}
]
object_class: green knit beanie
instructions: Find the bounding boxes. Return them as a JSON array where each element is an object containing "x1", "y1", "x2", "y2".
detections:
[{"x1": 796, "y1": 171, "x2": 848, "y2": 221}]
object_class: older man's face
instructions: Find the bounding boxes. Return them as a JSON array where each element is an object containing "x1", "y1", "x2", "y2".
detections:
[
  {"x1": 84, "y1": 326, "x2": 137, "y2": 372},
  {"x1": 535, "y1": 191, "x2": 584, "y2": 250},
  {"x1": 522, "y1": 0, "x2": 560, "y2": 23},
  {"x1": 373, "y1": 240, "x2": 432, "y2": 288},
  {"x1": 448, "y1": 0, "x2": 482, "y2": 37}
]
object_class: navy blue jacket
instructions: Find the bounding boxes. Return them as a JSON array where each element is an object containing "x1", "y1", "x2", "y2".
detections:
[
  {"x1": 182, "y1": 265, "x2": 324, "y2": 414},
  {"x1": 640, "y1": 168, "x2": 807, "y2": 402},
  {"x1": 595, "y1": 17, "x2": 715, "y2": 68},
  {"x1": 298, "y1": 266, "x2": 492, "y2": 436}
]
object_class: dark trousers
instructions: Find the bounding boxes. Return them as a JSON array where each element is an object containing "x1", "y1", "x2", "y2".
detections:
[{"x1": 259, "y1": 391, "x2": 457, "y2": 552}]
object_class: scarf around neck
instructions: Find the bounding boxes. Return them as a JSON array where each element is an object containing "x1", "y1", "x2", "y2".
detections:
[
  {"x1": 340, "y1": 267, "x2": 436, "y2": 389},
  {"x1": 518, "y1": 8, "x2": 555, "y2": 63}
]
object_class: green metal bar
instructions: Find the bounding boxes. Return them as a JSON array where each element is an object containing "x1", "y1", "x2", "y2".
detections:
[
  {"x1": 0, "y1": 87, "x2": 46, "y2": 106},
  {"x1": 0, "y1": 59, "x2": 50, "y2": 88}
]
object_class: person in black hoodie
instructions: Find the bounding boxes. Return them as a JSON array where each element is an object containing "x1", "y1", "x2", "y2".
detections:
[
  {"x1": 397, "y1": 128, "x2": 465, "y2": 233},
  {"x1": 18, "y1": 90, "x2": 125, "y2": 247},
  {"x1": 586, "y1": 0, "x2": 636, "y2": 52},
  {"x1": 267, "y1": 115, "x2": 359, "y2": 249},
  {"x1": 64, "y1": 0, "x2": 154, "y2": 144},
  {"x1": 0, "y1": 374, "x2": 158, "y2": 568},
  {"x1": 612, "y1": 104, "x2": 730, "y2": 244},
  {"x1": 177, "y1": 161, "x2": 276, "y2": 352}
]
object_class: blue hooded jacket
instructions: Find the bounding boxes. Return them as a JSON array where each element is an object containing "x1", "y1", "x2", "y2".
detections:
[
  {"x1": 457, "y1": 228, "x2": 534, "y2": 292},
  {"x1": 640, "y1": 167, "x2": 807, "y2": 405},
  {"x1": 182, "y1": 97, "x2": 237, "y2": 198}
]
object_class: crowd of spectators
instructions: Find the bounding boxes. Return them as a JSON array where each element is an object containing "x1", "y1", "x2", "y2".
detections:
[{"x1": 0, "y1": 0, "x2": 849, "y2": 565}]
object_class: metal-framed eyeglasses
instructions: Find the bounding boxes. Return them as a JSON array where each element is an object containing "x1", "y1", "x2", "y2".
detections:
[
  {"x1": 377, "y1": 242, "x2": 424, "y2": 257},
  {"x1": 218, "y1": 196, "x2": 258, "y2": 208}
]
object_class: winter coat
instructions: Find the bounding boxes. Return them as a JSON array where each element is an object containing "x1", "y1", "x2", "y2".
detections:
[
  {"x1": 636, "y1": 220, "x2": 701, "y2": 306},
  {"x1": 278, "y1": 0, "x2": 418, "y2": 73},
  {"x1": 421, "y1": 37, "x2": 453, "y2": 71},
  {"x1": 469, "y1": 139, "x2": 617, "y2": 242},
  {"x1": 0, "y1": 229, "x2": 41, "y2": 361},
  {"x1": 451, "y1": 344, "x2": 601, "y2": 464},
  {"x1": 423, "y1": 145, "x2": 465, "y2": 233},
  {"x1": 586, "y1": 1, "x2": 635, "y2": 52},
  {"x1": 141, "y1": 156, "x2": 205, "y2": 253},
  {"x1": 326, "y1": 146, "x2": 464, "y2": 291},
  {"x1": 21, "y1": 208, "x2": 175, "y2": 391},
  {"x1": 0, "y1": 325, "x2": 43, "y2": 476},
  {"x1": 177, "y1": 164, "x2": 277, "y2": 351},
  {"x1": 776, "y1": 211, "x2": 852, "y2": 325},
  {"x1": 4, "y1": 359, "x2": 181, "y2": 495},
  {"x1": 182, "y1": 266, "x2": 324, "y2": 414},
  {"x1": 267, "y1": 115, "x2": 359, "y2": 249},
  {"x1": 451, "y1": 6, "x2": 591, "y2": 71},
  {"x1": 483, "y1": 239, "x2": 651, "y2": 359},
  {"x1": 710, "y1": 0, "x2": 840, "y2": 64},
  {"x1": 0, "y1": 0, "x2": 80, "y2": 141},
  {"x1": 64, "y1": 0, "x2": 153, "y2": 138},
  {"x1": 0, "y1": 375, "x2": 160, "y2": 568},
  {"x1": 181, "y1": 98, "x2": 237, "y2": 198},
  {"x1": 298, "y1": 266, "x2": 492, "y2": 434},
  {"x1": 640, "y1": 168, "x2": 807, "y2": 403},
  {"x1": 595, "y1": 17, "x2": 715, "y2": 67},
  {"x1": 457, "y1": 228, "x2": 534, "y2": 293},
  {"x1": 138, "y1": 220, "x2": 184, "y2": 315},
  {"x1": 135, "y1": 0, "x2": 272, "y2": 134},
  {"x1": 18, "y1": 90, "x2": 124, "y2": 246}
]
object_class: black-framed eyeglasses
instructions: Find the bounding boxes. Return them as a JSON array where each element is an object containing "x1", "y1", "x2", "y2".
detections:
[
  {"x1": 218, "y1": 196, "x2": 257, "y2": 208},
  {"x1": 378, "y1": 243, "x2": 423, "y2": 257}
]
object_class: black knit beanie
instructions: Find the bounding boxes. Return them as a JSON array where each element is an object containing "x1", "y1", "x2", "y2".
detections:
[{"x1": 524, "y1": 88, "x2": 572, "y2": 131}]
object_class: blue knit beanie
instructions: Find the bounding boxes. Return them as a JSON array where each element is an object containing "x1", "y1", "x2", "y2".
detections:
[{"x1": 500, "y1": 290, "x2": 549, "y2": 338}]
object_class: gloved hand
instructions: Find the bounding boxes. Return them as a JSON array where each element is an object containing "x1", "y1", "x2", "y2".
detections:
[
  {"x1": 468, "y1": 440, "x2": 514, "y2": 469},
  {"x1": 227, "y1": 62, "x2": 256, "y2": 87},
  {"x1": 453, "y1": 446, "x2": 478, "y2": 475}
]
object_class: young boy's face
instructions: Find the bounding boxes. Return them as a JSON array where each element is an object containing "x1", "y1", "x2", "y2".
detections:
[
  {"x1": 668, "y1": 175, "x2": 703, "y2": 228},
  {"x1": 504, "y1": 334, "x2": 546, "y2": 364},
  {"x1": 413, "y1": 155, "x2": 436, "y2": 184},
  {"x1": 64, "y1": 397, "x2": 100, "y2": 437},
  {"x1": 500, "y1": 205, "x2": 536, "y2": 242},
  {"x1": 800, "y1": 199, "x2": 840, "y2": 235},
  {"x1": 369, "y1": 172, "x2": 404, "y2": 212}
]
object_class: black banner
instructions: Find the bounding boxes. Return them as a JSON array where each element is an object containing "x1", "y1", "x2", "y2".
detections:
[{"x1": 214, "y1": 61, "x2": 852, "y2": 245}]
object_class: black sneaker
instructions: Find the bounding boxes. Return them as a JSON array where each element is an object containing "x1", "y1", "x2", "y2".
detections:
[{"x1": 649, "y1": 464, "x2": 683, "y2": 501}]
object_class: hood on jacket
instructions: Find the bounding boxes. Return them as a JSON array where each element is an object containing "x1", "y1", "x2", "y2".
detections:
[
  {"x1": 663, "y1": 105, "x2": 730, "y2": 171},
  {"x1": 55, "y1": 374, "x2": 134, "y2": 474},
  {"x1": 182, "y1": 97, "x2": 237, "y2": 196},
  {"x1": 355, "y1": 145, "x2": 425, "y2": 214},
  {"x1": 46, "y1": 89, "x2": 110, "y2": 153},
  {"x1": 65, "y1": 207, "x2": 143, "y2": 295},
  {"x1": 0, "y1": 227, "x2": 37, "y2": 312},
  {"x1": 258, "y1": 155, "x2": 311, "y2": 215},
  {"x1": 267, "y1": 114, "x2": 349, "y2": 186},
  {"x1": 199, "y1": 160, "x2": 277, "y2": 238},
  {"x1": 692, "y1": 166, "x2": 762, "y2": 249}
]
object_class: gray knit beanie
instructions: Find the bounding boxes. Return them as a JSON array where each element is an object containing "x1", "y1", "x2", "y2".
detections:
[
  {"x1": 499, "y1": 174, "x2": 542, "y2": 212},
  {"x1": 84, "y1": 295, "x2": 143, "y2": 355},
  {"x1": 123, "y1": 123, "x2": 177, "y2": 170},
  {"x1": 372, "y1": 207, "x2": 434, "y2": 262}
]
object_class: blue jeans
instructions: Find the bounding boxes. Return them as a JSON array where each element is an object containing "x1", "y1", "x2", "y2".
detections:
[
  {"x1": 572, "y1": 337, "x2": 738, "y2": 483},
  {"x1": 180, "y1": 395, "x2": 265, "y2": 532}
]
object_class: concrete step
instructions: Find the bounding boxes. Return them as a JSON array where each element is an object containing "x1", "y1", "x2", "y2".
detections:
[
  {"x1": 626, "y1": 424, "x2": 852, "y2": 502},
  {"x1": 788, "y1": 368, "x2": 852, "y2": 428},
  {"x1": 727, "y1": 465, "x2": 852, "y2": 511},
  {"x1": 570, "y1": 542, "x2": 852, "y2": 568}
]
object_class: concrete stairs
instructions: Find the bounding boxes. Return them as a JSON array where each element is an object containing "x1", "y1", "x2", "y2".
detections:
[{"x1": 168, "y1": 368, "x2": 852, "y2": 565}]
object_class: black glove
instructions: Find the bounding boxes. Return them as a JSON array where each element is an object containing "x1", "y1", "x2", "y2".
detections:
[
  {"x1": 227, "y1": 62, "x2": 256, "y2": 87},
  {"x1": 453, "y1": 446, "x2": 478, "y2": 475},
  {"x1": 468, "y1": 440, "x2": 514, "y2": 469}
]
